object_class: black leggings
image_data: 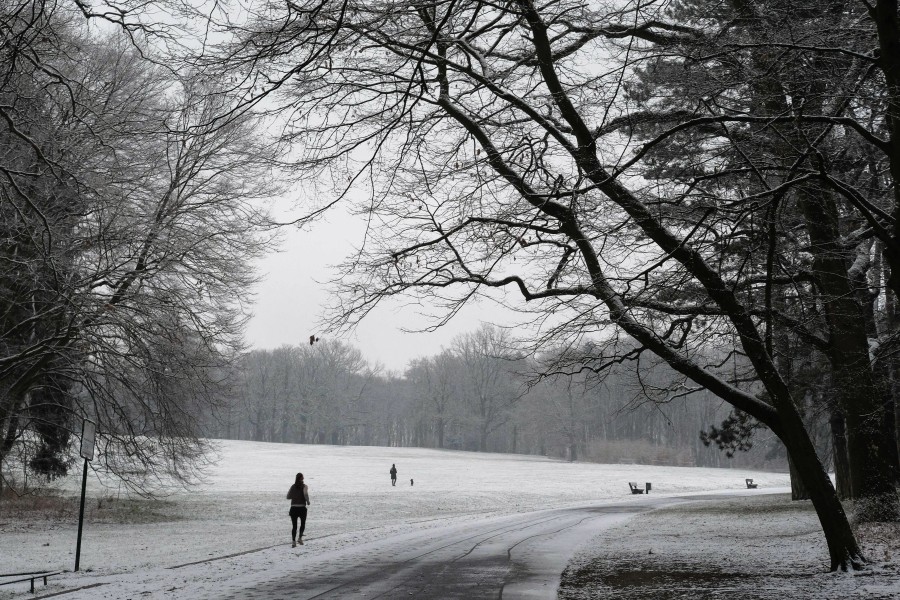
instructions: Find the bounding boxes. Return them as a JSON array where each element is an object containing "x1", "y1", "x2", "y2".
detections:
[{"x1": 289, "y1": 506, "x2": 308, "y2": 540}]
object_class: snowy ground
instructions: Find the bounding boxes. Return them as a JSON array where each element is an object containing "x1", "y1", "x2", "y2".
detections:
[
  {"x1": 558, "y1": 495, "x2": 900, "y2": 600},
  {"x1": 2, "y1": 440, "x2": 889, "y2": 599}
]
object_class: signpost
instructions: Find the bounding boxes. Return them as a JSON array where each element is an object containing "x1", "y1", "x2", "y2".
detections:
[{"x1": 75, "y1": 419, "x2": 96, "y2": 572}]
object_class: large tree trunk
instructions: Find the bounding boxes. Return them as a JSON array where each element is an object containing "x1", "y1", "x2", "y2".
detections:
[
  {"x1": 871, "y1": 0, "x2": 900, "y2": 297},
  {"x1": 788, "y1": 456, "x2": 811, "y2": 501},
  {"x1": 896, "y1": 393, "x2": 900, "y2": 464},
  {"x1": 883, "y1": 393, "x2": 900, "y2": 479},
  {"x1": 595, "y1": 288, "x2": 867, "y2": 568},
  {"x1": 830, "y1": 411, "x2": 852, "y2": 500},
  {"x1": 896, "y1": 386, "x2": 900, "y2": 464},
  {"x1": 0, "y1": 389, "x2": 27, "y2": 466},
  {"x1": 798, "y1": 189, "x2": 900, "y2": 520},
  {"x1": 875, "y1": 353, "x2": 900, "y2": 498},
  {"x1": 780, "y1": 412, "x2": 865, "y2": 570}
]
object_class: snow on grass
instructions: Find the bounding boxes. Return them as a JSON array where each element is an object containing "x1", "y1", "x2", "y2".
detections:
[
  {"x1": 1, "y1": 439, "x2": 787, "y2": 596},
  {"x1": 558, "y1": 494, "x2": 900, "y2": 600}
]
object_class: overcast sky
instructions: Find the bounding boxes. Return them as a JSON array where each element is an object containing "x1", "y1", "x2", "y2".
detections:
[{"x1": 244, "y1": 207, "x2": 515, "y2": 373}]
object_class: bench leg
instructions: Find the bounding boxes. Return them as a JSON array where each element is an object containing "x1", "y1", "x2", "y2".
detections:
[{"x1": 30, "y1": 578, "x2": 35, "y2": 593}]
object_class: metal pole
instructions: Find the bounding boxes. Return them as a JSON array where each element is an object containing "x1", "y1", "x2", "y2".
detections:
[{"x1": 75, "y1": 457, "x2": 88, "y2": 572}]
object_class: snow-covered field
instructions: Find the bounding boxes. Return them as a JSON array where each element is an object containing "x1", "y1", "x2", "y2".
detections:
[
  {"x1": 559, "y1": 495, "x2": 900, "y2": 600},
  {"x1": 2, "y1": 440, "x2": 791, "y2": 597}
]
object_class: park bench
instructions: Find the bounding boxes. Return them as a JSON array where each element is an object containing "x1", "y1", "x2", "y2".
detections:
[
  {"x1": 628, "y1": 482, "x2": 645, "y2": 494},
  {"x1": 0, "y1": 570, "x2": 63, "y2": 593},
  {"x1": 745, "y1": 478, "x2": 758, "y2": 489}
]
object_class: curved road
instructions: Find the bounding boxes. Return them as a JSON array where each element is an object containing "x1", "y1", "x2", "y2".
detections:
[{"x1": 209, "y1": 498, "x2": 686, "y2": 600}]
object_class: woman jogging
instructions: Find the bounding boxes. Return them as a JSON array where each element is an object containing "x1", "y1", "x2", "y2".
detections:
[{"x1": 286, "y1": 472, "x2": 310, "y2": 547}]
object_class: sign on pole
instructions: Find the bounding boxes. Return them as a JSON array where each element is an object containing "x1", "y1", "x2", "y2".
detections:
[
  {"x1": 75, "y1": 418, "x2": 96, "y2": 572},
  {"x1": 80, "y1": 419, "x2": 96, "y2": 461}
]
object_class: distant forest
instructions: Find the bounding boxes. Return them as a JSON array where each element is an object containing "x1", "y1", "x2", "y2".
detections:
[{"x1": 204, "y1": 325, "x2": 802, "y2": 471}]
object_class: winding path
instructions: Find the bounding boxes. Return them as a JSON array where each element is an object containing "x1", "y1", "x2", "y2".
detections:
[
  {"x1": 48, "y1": 495, "x2": 732, "y2": 600},
  {"x1": 210, "y1": 499, "x2": 684, "y2": 600}
]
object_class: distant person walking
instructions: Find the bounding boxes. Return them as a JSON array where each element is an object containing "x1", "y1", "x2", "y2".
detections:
[
  {"x1": 286, "y1": 472, "x2": 310, "y2": 547},
  {"x1": 390, "y1": 464, "x2": 397, "y2": 486}
]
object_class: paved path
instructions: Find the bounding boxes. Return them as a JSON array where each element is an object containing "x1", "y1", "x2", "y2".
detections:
[
  {"x1": 207, "y1": 502, "x2": 673, "y2": 600},
  {"x1": 46, "y1": 496, "x2": 711, "y2": 600}
]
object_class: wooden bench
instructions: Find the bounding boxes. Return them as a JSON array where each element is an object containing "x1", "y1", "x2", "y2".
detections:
[
  {"x1": 745, "y1": 478, "x2": 758, "y2": 489},
  {"x1": 628, "y1": 482, "x2": 645, "y2": 494},
  {"x1": 0, "y1": 570, "x2": 63, "y2": 593}
]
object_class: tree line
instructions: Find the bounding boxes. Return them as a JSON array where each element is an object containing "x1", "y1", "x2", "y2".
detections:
[{"x1": 205, "y1": 325, "x2": 792, "y2": 471}]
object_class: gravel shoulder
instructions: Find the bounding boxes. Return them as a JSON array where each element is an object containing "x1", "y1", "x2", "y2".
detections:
[{"x1": 558, "y1": 494, "x2": 900, "y2": 600}]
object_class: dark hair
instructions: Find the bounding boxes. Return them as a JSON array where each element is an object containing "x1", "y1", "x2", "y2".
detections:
[{"x1": 295, "y1": 473, "x2": 304, "y2": 486}]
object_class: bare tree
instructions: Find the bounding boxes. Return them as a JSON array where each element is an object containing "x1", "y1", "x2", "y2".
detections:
[
  {"x1": 223, "y1": 341, "x2": 378, "y2": 445},
  {"x1": 407, "y1": 350, "x2": 460, "y2": 449},
  {"x1": 453, "y1": 325, "x2": 517, "y2": 452},
  {"x1": 1, "y1": 3, "x2": 280, "y2": 493},
  {"x1": 608, "y1": 0, "x2": 900, "y2": 519},
  {"x1": 198, "y1": 0, "x2": 887, "y2": 569}
]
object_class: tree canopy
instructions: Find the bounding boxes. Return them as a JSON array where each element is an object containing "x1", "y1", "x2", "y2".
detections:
[
  {"x1": 0, "y1": 1, "x2": 280, "y2": 493},
  {"x1": 190, "y1": 0, "x2": 900, "y2": 570}
]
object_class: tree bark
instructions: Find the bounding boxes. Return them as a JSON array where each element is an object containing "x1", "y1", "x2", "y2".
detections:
[
  {"x1": 831, "y1": 411, "x2": 852, "y2": 500},
  {"x1": 0, "y1": 389, "x2": 27, "y2": 466},
  {"x1": 780, "y1": 411, "x2": 864, "y2": 570},
  {"x1": 788, "y1": 456, "x2": 811, "y2": 501},
  {"x1": 798, "y1": 188, "x2": 900, "y2": 520},
  {"x1": 871, "y1": 0, "x2": 900, "y2": 295}
]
